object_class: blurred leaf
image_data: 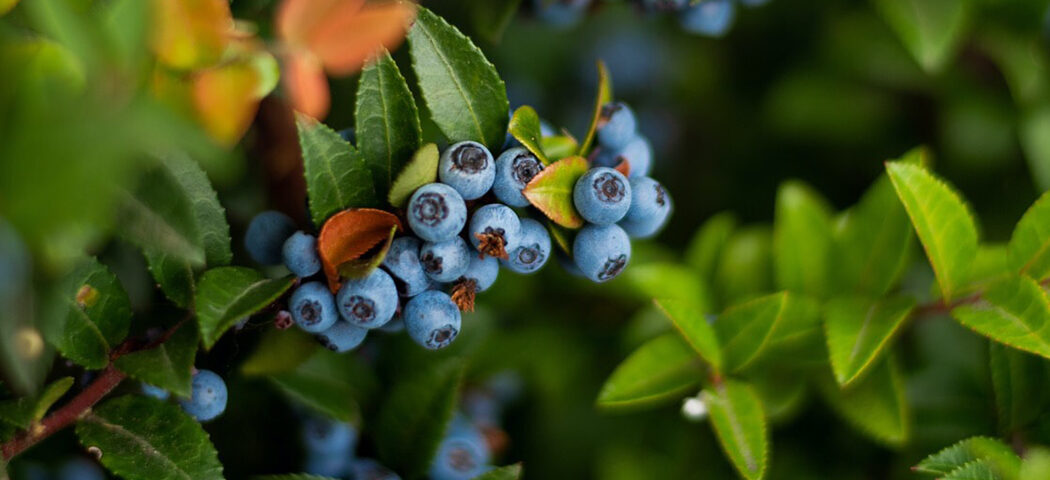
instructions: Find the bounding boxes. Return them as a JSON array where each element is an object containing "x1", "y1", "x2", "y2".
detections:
[
  {"x1": 338, "y1": 225, "x2": 396, "y2": 279},
  {"x1": 886, "y1": 161, "x2": 978, "y2": 302},
  {"x1": 916, "y1": 436, "x2": 1020, "y2": 477},
  {"x1": 824, "y1": 295, "x2": 915, "y2": 386},
  {"x1": 624, "y1": 262, "x2": 712, "y2": 311},
  {"x1": 75, "y1": 396, "x2": 223, "y2": 480},
  {"x1": 1021, "y1": 448, "x2": 1050, "y2": 480},
  {"x1": 509, "y1": 105, "x2": 550, "y2": 165},
  {"x1": 42, "y1": 258, "x2": 131, "y2": 369},
  {"x1": 468, "y1": 0, "x2": 523, "y2": 43},
  {"x1": 578, "y1": 60, "x2": 612, "y2": 156},
  {"x1": 872, "y1": 0, "x2": 971, "y2": 73},
  {"x1": 0, "y1": 377, "x2": 73, "y2": 429},
  {"x1": 0, "y1": 0, "x2": 18, "y2": 16},
  {"x1": 1020, "y1": 103, "x2": 1050, "y2": 192},
  {"x1": 714, "y1": 227, "x2": 773, "y2": 305},
  {"x1": 596, "y1": 333, "x2": 703, "y2": 411},
  {"x1": 151, "y1": 0, "x2": 232, "y2": 71},
  {"x1": 269, "y1": 349, "x2": 377, "y2": 424},
  {"x1": 952, "y1": 274, "x2": 1050, "y2": 359},
  {"x1": 113, "y1": 321, "x2": 199, "y2": 397},
  {"x1": 751, "y1": 370, "x2": 808, "y2": 424},
  {"x1": 472, "y1": 463, "x2": 523, "y2": 480},
  {"x1": 356, "y1": 49, "x2": 422, "y2": 199},
  {"x1": 318, "y1": 208, "x2": 402, "y2": 292},
  {"x1": 989, "y1": 342, "x2": 1047, "y2": 433},
  {"x1": 540, "y1": 135, "x2": 578, "y2": 161},
  {"x1": 296, "y1": 113, "x2": 379, "y2": 226},
  {"x1": 100, "y1": 0, "x2": 150, "y2": 73},
  {"x1": 407, "y1": 6, "x2": 508, "y2": 150},
  {"x1": 522, "y1": 156, "x2": 588, "y2": 228},
  {"x1": 192, "y1": 57, "x2": 264, "y2": 146},
  {"x1": 654, "y1": 299, "x2": 723, "y2": 372},
  {"x1": 685, "y1": 212, "x2": 737, "y2": 282},
  {"x1": 388, "y1": 143, "x2": 439, "y2": 208},
  {"x1": 773, "y1": 181, "x2": 833, "y2": 296},
  {"x1": 969, "y1": 244, "x2": 1012, "y2": 288},
  {"x1": 818, "y1": 358, "x2": 909, "y2": 446},
  {"x1": 241, "y1": 328, "x2": 319, "y2": 376},
  {"x1": 702, "y1": 380, "x2": 767, "y2": 480},
  {"x1": 283, "y1": 52, "x2": 330, "y2": 119},
  {"x1": 1010, "y1": 185, "x2": 1050, "y2": 281},
  {"x1": 716, "y1": 292, "x2": 821, "y2": 374},
  {"x1": 22, "y1": 0, "x2": 106, "y2": 73},
  {"x1": 195, "y1": 267, "x2": 295, "y2": 349},
  {"x1": 120, "y1": 163, "x2": 207, "y2": 268}
]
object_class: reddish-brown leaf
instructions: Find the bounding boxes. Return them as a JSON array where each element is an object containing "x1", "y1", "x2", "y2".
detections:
[
  {"x1": 318, "y1": 208, "x2": 402, "y2": 292},
  {"x1": 192, "y1": 59, "x2": 262, "y2": 146},
  {"x1": 282, "y1": 51, "x2": 330, "y2": 119}
]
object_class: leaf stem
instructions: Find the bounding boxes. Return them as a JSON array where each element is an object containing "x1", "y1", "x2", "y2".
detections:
[{"x1": 911, "y1": 277, "x2": 1050, "y2": 319}]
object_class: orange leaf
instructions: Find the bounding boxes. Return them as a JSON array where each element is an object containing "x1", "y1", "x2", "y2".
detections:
[
  {"x1": 152, "y1": 0, "x2": 233, "y2": 70},
  {"x1": 276, "y1": 0, "x2": 364, "y2": 45},
  {"x1": 318, "y1": 208, "x2": 402, "y2": 292},
  {"x1": 282, "y1": 51, "x2": 330, "y2": 119},
  {"x1": 192, "y1": 60, "x2": 262, "y2": 146}
]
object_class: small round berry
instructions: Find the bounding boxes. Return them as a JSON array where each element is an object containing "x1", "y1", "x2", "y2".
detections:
[
  {"x1": 493, "y1": 148, "x2": 544, "y2": 207},
  {"x1": 407, "y1": 184, "x2": 468, "y2": 243},
  {"x1": 468, "y1": 204, "x2": 521, "y2": 259},
  {"x1": 533, "y1": 0, "x2": 590, "y2": 28},
  {"x1": 429, "y1": 426, "x2": 491, "y2": 480},
  {"x1": 245, "y1": 211, "x2": 296, "y2": 265},
  {"x1": 593, "y1": 135, "x2": 652, "y2": 178},
  {"x1": 179, "y1": 369, "x2": 228, "y2": 422},
  {"x1": 350, "y1": 459, "x2": 401, "y2": 480},
  {"x1": 502, "y1": 218, "x2": 551, "y2": 274},
  {"x1": 290, "y1": 282, "x2": 339, "y2": 333},
  {"x1": 439, "y1": 141, "x2": 496, "y2": 201},
  {"x1": 573, "y1": 167, "x2": 632, "y2": 225},
  {"x1": 620, "y1": 177, "x2": 672, "y2": 238},
  {"x1": 381, "y1": 236, "x2": 432, "y2": 297},
  {"x1": 336, "y1": 269, "x2": 398, "y2": 329},
  {"x1": 404, "y1": 291, "x2": 461, "y2": 350},
  {"x1": 316, "y1": 321, "x2": 368, "y2": 352},
  {"x1": 596, "y1": 102, "x2": 637, "y2": 151},
  {"x1": 141, "y1": 383, "x2": 170, "y2": 400},
  {"x1": 573, "y1": 224, "x2": 631, "y2": 283},
  {"x1": 282, "y1": 231, "x2": 321, "y2": 277},
  {"x1": 57, "y1": 458, "x2": 105, "y2": 480},
  {"x1": 301, "y1": 416, "x2": 357, "y2": 456},
  {"x1": 680, "y1": 0, "x2": 736, "y2": 37},
  {"x1": 461, "y1": 255, "x2": 499, "y2": 293},
  {"x1": 420, "y1": 237, "x2": 473, "y2": 283},
  {"x1": 304, "y1": 452, "x2": 351, "y2": 478}
]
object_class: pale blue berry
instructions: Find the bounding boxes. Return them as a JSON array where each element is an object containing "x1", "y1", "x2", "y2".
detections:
[
  {"x1": 316, "y1": 321, "x2": 368, "y2": 352},
  {"x1": 407, "y1": 184, "x2": 468, "y2": 243},
  {"x1": 290, "y1": 282, "x2": 339, "y2": 333},
  {"x1": 493, "y1": 148, "x2": 544, "y2": 208},
  {"x1": 593, "y1": 135, "x2": 652, "y2": 178},
  {"x1": 596, "y1": 102, "x2": 637, "y2": 151},
  {"x1": 573, "y1": 224, "x2": 631, "y2": 283},
  {"x1": 381, "y1": 236, "x2": 432, "y2": 297},
  {"x1": 420, "y1": 237, "x2": 472, "y2": 283},
  {"x1": 573, "y1": 167, "x2": 632, "y2": 225},
  {"x1": 336, "y1": 269, "x2": 398, "y2": 329},
  {"x1": 282, "y1": 231, "x2": 321, "y2": 277},
  {"x1": 502, "y1": 218, "x2": 551, "y2": 274},
  {"x1": 680, "y1": 0, "x2": 735, "y2": 37},
  {"x1": 179, "y1": 369, "x2": 227, "y2": 422},
  {"x1": 245, "y1": 211, "x2": 296, "y2": 265},
  {"x1": 469, "y1": 204, "x2": 521, "y2": 259},
  {"x1": 439, "y1": 141, "x2": 495, "y2": 201},
  {"x1": 620, "y1": 177, "x2": 672, "y2": 238},
  {"x1": 404, "y1": 291, "x2": 461, "y2": 350}
]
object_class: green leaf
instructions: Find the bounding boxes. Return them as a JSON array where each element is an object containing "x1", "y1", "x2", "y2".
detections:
[
  {"x1": 716, "y1": 292, "x2": 822, "y2": 374},
  {"x1": 268, "y1": 349, "x2": 370, "y2": 424},
  {"x1": 940, "y1": 461, "x2": 1002, "y2": 480},
  {"x1": 522, "y1": 156, "x2": 588, "y2": 228},
  {"x1": 578, "y1": 60, "x2": 612, "y2": 156},
  {"x1": 195, "y1": 267, "x2": 295, "y2": 349},
  {"x1": 241, "y1": 329, "x2": 320, "y2": 377},
  {"x1": 0, "y1": 377, "x2": 73, "y2": 429},
  {"x1": 989, "y1": 342, "x2": 1047, "y2": 433},
  {"x1": 824, "y1": 295, "x2": 915, "y2": 386},
  {"x1": 596, "y1": 333, "x2": 704, "y2": 411},
  {"x1": 1009, "y1": 190, "x2": 1050, "y2": 280},
  {"x1": 43, "y1": 258, "x2": 132, "y2": 369},
  {"x1": 337, "y1": 225, "x2": 396, "y2": 279},
  {"x1": 472, "y1": 463, "x2": 523, "y2": 480},
  {"x1": 355, "y1": 49, "x2": 422, "y2": 200},
  {"x1": 654, "y1": 299, "x2": 723, "y2": 372},
  {"x1": 702, "y1": 380, "x2": 768, "y2": 480},
  {"x1": 873, "y1": 0, "x2": 971, "y2": 73},
  {"x1": 917, "y1": 436, "x2": 1020, "y2": 476},
  {"x1": 296, "y1": 114, "x2": 378, "y2": 227},
  {"x1": 1021, "y1": 104, "x2": 1050, "y2": 192},
  {"x1": 113, "y1": 321, "x2": 199, "y2": 397},
  {"x1": 817, "y1": 358, "x2": 909, "y2": 446},
  {"x1": 387, "y1": 143, "x2": 439, "y2": 208},
  {"x1": 685, "y1": 212, "x2": 738, "y2": 282},
  {"x1": 508, "y1": 105, "x2": 550, "y2": 165},
  {"x1": 714, "y1": 227, "x2": 774, "y2": 305},
  {"x1": 407, "y1": 6, "x2": 509, "y2": 150},
  {"x1": 377, "y1": 358, "x2": 464, "y2": 478},
  {"x1": 624, "y1": 262, "x2": 713, "y2": 312},
  {"x1": 951, "y1": 274, "x2": 1050, "y2": 359},
  {"x1": 75, "y1": 396, "x2": 223, "y2": 480},
  {"x1": 1021, "y1": 448, "x2": 1050, "y2": 480},
  {"x1": 540, "y1": 135, "x2": 578, "y2": 161},
  {"x1": 119, "y1": 164, "x2": 205, "y2": 267},
  {"x1": 886, "y1": 161, "x2": 979, "y2": 302},
  {"x1": 773, "y1": 181, "x2": 833, "y2": 296}
]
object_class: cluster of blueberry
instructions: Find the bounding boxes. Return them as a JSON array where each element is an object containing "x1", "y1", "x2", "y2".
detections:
[
  {"x1": 141, "y1": 369, "x2": 228, "y2": 423},
  {"x1": 534, "y1": 0, "x2": 771, "y2": 37},
  {"x1": 300, "y1": 416, "x2": 399, "y2": 480},
  {"x1": 14, "y1": 457, "x2": 106, "y2": 480}
]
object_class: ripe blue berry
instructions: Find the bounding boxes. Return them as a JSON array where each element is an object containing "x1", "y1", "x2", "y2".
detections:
[
  {"x1": 407, "y1": 183, "x2": 468, "y2": 243},
  {"x1": 574, "y1": 167, "x2": 632, "y2": 225},
  {"x1": 680, "y1": 0, "x2": 735, "y2": 37},
  {"x1": 404, "y1": 290, "x2": 461, "y2": 350},
  {"x1": 336, "y1": 269, "x2": 398, "y2": 329},
  {"x1": 350, "y1": 459, "x2": 402, "y2": 480},
  {"x1": 573, "y1": 224, "x2": 631, "y2": 283},
  {"x1": 302, "y1": 416, "x2": 357, "y2": 456},
  {"x1": 593, "y1": 135, "x2": 652, "y2": 178},
  {"x1": 620, "y1": 177, "x2": 672, "y2": 239},
  {"x1": 533, "y1": 0, "x2": 590, "y2": 28},
  {"x1": 420, "y1": 237, "x2": 473, "y2": 283},
  {"x1": 317, "y1": 321, "x2": 368, "y2": 352},
  {"x1": 290, "y1": 282, "x2": 339, "y2": 333},
  {"x1": 429, "y1": 426, "x2": 491, "y2": 480},
  {"x1": 381, "y1": 236, "x2": 431, "y2": 297},
  {"x1": 461, "y1": 255, "x2": 499, "y2": 293},
  {"x1": 596, "y1": 102, "x2": 637, "y2": 151},
  {"x1": 305, "y1": 452, "x2": 351, "y2": 478},
  {"x1": 245, "y1": 210, "x2": 296, "y2": 265},
  {"x1": 493, "y1": 148, "x2": 544, "y2": 207},
  {"x1": 469, "y1": 204, "x2": 521, "y2": 259},
  {"x1": 179, "y1": 369, "x2": 228, "y2": 422},
  {"x1": 57, "y1": 458, "x2": 105, "y2": 480},
  {"x1": 282, "y1": 231, "x2": 321, "y2": 277},
  {"x1": 141, "y1": 383, "x2": 170, "y2": 400},
  {"x1": 502, "y1": 218, "x2": 551, "y2": 274},
  {"x1": 439, "y1": 141, "x2": 496, "y2": 201}
]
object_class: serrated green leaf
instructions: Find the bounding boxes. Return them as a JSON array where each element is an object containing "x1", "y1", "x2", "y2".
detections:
[
  {"x1": 1009, "y1": 190, "x2": 1050, "y2": 281},
  {"x1": 241, "y1": 329, "x2": 319, "y2": 377},
  {"x1": 917, "y1": 436, "x2": 1020, "y2": 477},
  {"x1": 508, "y1": 105, "x2": 550, "y2": 165},
  {"x1": 377, "y1": 358, "x2": 464, "y2": 478},
  {"x1": 654, "y1": 299, "x2": 722, "y2": 372},
  {"x1": 268, "y1": 349, "x2": 377, "y2": 423},
  {"x1": 407, "y1": 6, "x2": 508, "y2": 150},
  {"x1": 702, "y1": 380, "x2": 767, "y2": 480},
  {"x1": 886, "y1": 161, "x2": 978, "y2": 302},
  {"x1": 0, "y1": 377, "x2": 73, "y2": 429},
  {"x1": 715, "y1": 227, "x2": 774, "y2": 305},
  {"x1": 113, "y1": 321, "x2": 199, "y2": 397},
  {"x1": 338, "y1": 226, "x2": 396, "y2": 279},
  {"x1": 472, "y1": 463, "x2": 523, "y2": 480},
  {"x1": 119, "y1": 164, "x2": 205, "y2": 267},
  {"x1": 43, "y1": 258, "x2": 131, "y2": 369},
  {"x1": 624, "y1": 262, "x2": 713, "y2": 312},
  {"x1": 522, "y1": 156, "x2": 588, "y2": 228},
  {"x1": 75, "y1": 396, "x2": 223, "y2": 480},
  {"x1": 355, "y1": 49, "x2": 421, "y2": 200},
  {"x1": 387, "y1": 143, "x2": 439, "y2": 208},
  {"x1": 685, "y1": 212, "x2": 738, "y2": 283},
  {"x1": 824, "y1": 295, "x2": 915, "y2": 386},
  {"x1": 773, "y1": 181, "x2": 833, "y2": 296},
  {"x1": 716, "y1": 292, "x2": 822, "y2": 374},
  {"x1": 817, "y1": 358, "x2": 909, "y2": 446},
  {"x1": 578, "y1": 60, "x2": 612, "y2": 156},
  {"x1": 195, "y1": 267, "x2": 295, "y2": 349},
  {"x1": 596, "y1": 333, "x2": 704, "y2": 411},
  {"x1": 989, "y1": 342, "x2": 1047, "y2": 433},
  {"x1": 873, "y1": 0, "x2": 971, "y2": 73},
  {"x1": 951, "y1": 274, "x2": 1050, "y2": 359},
  {"x1": 296, "y1": 114, "x2": 378, "y2": 227},
  {"x1": 941, "y1": 460, "x2": 1001, "y2": 480},
  {"x1": 540, "y1": 135, "x2": 578, "y2": 161}
]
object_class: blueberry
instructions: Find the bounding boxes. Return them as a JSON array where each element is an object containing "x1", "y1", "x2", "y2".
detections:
[
  {"x1": 534, "y1": 0, "x2": 590, "y2": 28},
  {"x1": 407, "y1": 183, "x2": 468, "y2": 243},
  {"x1": 290, "y1": 282, "x2": 339, "y2": 333},
  {"x1": 245, "y1": 210, "x2": 297, "y2": 265},
  {"x1": 282, "y1": 231, "x2": 321, "y2": 277},
  {"x1": 305, "y1": 451, "x2": 351, "y2": 478},
  {"x1": 680, "y1": 0, "x2": 735, "y2": 37},
  {"x1": 336, "y1": 269, "x2": 398, "y2": 329},
  {"x1": 620, "y1": 177, "x2": 672, "y2": 238},
  {"x1": 593, "y1": 135, "x2": 652, "y2": 178},
  {"x1": 439, "y1": 141, "x2": 496, "y2": 201},
  {"x1": 469, "y1": 204, "x2": 521, "y2": 259},
  {"x1": 573, "y1": 224, "x2": 631, "y2": 283},
  {"x1": 429, "y1": 426, "x2": 491, "y2": 480},
  {"x1": 462, "y1": 389, "x2": 501, "y2": 427},
  {"x1": 420, "y1": 237, "x2": 472, "y2": 283},
  {"x1": 57, "y1": 458, "x2": 105, "y2": 480},
  {"x1": 350, "y1": 459, "x2": 402, "y2": 480},
  {"x1": 493, "y1": 148, "x2": 544, "y2": 208},
  {"x1": 502, "y1": 218, "x2": 551, "y2": 274},
  {"x1": 461, "y1": 255, "x2": 499, "y2": 293},
  {"x1": 179, "y1": 369, "x2": 227, "y2": 422},
  {"x1": 317, "y1": 321, "x2": 368, "y2": 352},
  {"x1": 404, "y1": 290, "x2": 461, "y2": 350},
  {"x1": 141, "y1": 383, "x2": 170, "y2": 400},
  {"x1": 338, "y1": 128, "x2": 356, "y2": 143},
  {"x1": 302, "y1": 416, "x2": 357, "y2": 456},
  {"x1": 381, "y1": 237, "x2": 432, "y2": 297},
  {"x1": 574, "y1": 167, "x2": 632, "y2": 225},
  {"x1": 596, "y1": 102, "x2": 637, "y2": 151},
  {"x1": 16, "y1": 462, "x2": 49, "y2": 480}
]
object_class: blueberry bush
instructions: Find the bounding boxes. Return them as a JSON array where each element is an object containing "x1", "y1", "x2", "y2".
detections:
[{"x1": 3, "y1": 0, "x2": 1050, "y2": 479}]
